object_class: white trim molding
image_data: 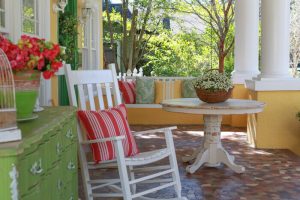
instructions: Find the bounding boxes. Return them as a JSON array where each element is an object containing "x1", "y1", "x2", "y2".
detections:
[
  {"x1": 232, "y1": 72, "x2": 261, "y2": 84},
  {"x1": 245, "y1": 78, "x2": 300, "y2": 91},
  {"x1": 9, "y1": 164, "x2": 19, "y2": 200}
]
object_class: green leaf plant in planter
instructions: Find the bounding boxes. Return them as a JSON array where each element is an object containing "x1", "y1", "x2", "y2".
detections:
[{"x1": 193, "y1": 69, "x2": 234, "y2": 103}]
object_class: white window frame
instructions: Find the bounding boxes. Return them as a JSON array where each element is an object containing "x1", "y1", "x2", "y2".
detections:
[
  {"x1": 82, "y1": 9, "x2": 100, "y2": 70},
  {"x1": 0, "y1": 0, "x2": 10, "y2": 36},
  {"x1": 18, "y1": 0, "x2": 50, "y2": 40},
  {"x1": 21, "y1": 0, "x2": 40, "y2": 36}
]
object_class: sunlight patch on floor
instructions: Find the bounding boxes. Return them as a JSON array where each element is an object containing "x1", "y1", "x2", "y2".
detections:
[{"x1": 183, "y1": 131, "x2": 204, "y2": 136}]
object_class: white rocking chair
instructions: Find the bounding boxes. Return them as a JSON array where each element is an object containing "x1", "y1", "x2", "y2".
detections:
[{"x1": 65, "y1": 64, "x2": 186, "y2": 200}]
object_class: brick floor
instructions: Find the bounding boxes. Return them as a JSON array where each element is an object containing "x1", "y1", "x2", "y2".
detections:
[{"x1": 79, "y1": 125, "x2": 300, "y2": 200}]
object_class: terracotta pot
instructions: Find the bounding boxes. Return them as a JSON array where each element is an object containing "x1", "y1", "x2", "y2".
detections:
[
  {"x1": 14, "y1": 70, "x2": 40, "y2": 119},
  {"x1": 195, "y1": 87, "x2": 233, "y2": 103}
]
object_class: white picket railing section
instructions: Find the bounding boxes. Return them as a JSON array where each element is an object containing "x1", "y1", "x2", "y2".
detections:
[
  {"x1": 50, "y1": 65, "x2": 194, "y2": 107},
  {"x1": 117, "y1": 68, "x2": 144, "y2": 80}
]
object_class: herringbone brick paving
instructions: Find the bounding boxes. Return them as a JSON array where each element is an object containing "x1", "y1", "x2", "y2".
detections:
[{"x1": 79, "y1": 125, "x2": 300, "y2": 200}]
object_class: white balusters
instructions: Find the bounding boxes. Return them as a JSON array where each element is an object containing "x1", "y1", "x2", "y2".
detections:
[
  {"x1": 127, "y1": 69, "x2": 132, "y2": 77},
  {"x1": 138, "y1": 68, "x2": 143, "y2": 77},
  {"x1": 117, "y1": 67, "x2": 144, "y2": 81},
  {"x1": 133, "y1": 68, "x2": 138, "y2": 76},
  {"x1": 118, "y1": 72, "x2": 122, "y2": 80}
]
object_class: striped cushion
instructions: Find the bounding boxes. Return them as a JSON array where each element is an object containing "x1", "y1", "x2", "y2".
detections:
[
  {"x1": 77, "y1": 104, "x2": 139, "y2": 163},
  {"x1": 118, "y1": 80, "x2": 136, "y2": 104}
]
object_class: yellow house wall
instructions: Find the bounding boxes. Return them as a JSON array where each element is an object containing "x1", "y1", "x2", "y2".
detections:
[
  {"x1": 127, "y1": 84, "x2": 248, "y2": 127},
  {"x1": 127, "y1": 108, "x2": 232, "y2": 125},
  {"x1": 50, "y1": 0, "x2": 59, "y2": 106},
  {"x1": 231, "y1": 84, "x2": 248, "y2": 127},
  {"x1": 248, "y1": 90, "x2": 300, "y2": 155}
]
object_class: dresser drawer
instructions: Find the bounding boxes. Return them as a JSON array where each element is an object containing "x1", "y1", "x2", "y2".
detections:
[
  {"x1": 62, "y1": 143, "x2": 78, "y2": 183},
  {"x1": 63, "y1": 182, "x2": 77, "y2": 200},
  {"x1": 18, "y1": 146, "x2": 43, "y2": 195},
  {"x1": 61, "y1": 119, "x2": 77, "y2": 149},
  {"x1": 21, "y1": 186, "x2": 40, "y2": 200},
  {"x1": 52, "y1": 164, "x2": 67, "y2": 199},
  {"x1": 48, "y1": 130, "x2": 63, "y2": 167}
]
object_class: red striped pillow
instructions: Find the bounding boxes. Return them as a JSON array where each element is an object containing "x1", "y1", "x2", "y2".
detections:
[
  {"x1": 77, "y1": 104, "x2": 139, "y2": 163},
  {"x1": 118, "y1": 80, "x2": 136, "y2": 104}
]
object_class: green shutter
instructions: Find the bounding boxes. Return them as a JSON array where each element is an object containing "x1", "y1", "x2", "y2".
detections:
[{"x1": 58, "y1": 0, "x2": 78, "y2": 106}]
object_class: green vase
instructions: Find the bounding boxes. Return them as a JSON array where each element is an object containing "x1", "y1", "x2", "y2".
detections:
[{"x1": 14, "y1": 70, "x2": 40, "y2": 120}]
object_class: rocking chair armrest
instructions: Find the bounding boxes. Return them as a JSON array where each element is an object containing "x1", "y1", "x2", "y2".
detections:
[
  {"x1": 80, "y1": 135, "x2": 126, "y2": 145},
  {"x1": 132, "y1": 126, "x2": 177, "y2": 136}
]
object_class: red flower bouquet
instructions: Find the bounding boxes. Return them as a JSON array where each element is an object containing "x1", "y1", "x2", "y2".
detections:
[{"x1": 0, "y1": 35, "x2": 65, "y2": 79}]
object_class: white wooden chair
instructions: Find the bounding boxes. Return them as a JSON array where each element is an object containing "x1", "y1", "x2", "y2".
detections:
[{"x1": 64, "y1": 64, "x2": 187, "y2": 200}]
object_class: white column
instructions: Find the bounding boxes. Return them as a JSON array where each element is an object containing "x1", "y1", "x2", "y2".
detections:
[
  {"x1": 232, "y1": 0, "x2": 260, "y2": 84},
  {"x1": 259, "y1": 0, "x2": 291, "y2": 79},
  {"x1": 245, "y1": 0, "x2": 300, "y2": 91}
]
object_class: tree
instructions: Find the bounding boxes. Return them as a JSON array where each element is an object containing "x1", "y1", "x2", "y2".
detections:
[
  {"x1": 176, "y1": 0, "x2": 235, "y2": 73},
  {"x1": 143, "y1": 30, "x2": 204, "y2": 76},
  {"x1": 104, "y1": 0, "x2": 173, "y2": 72},
  {"x1": 290, "y1": 0, "x2": 300, "y2": 77}
]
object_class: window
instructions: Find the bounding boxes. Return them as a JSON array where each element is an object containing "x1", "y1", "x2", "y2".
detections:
[
  {"x1": 82, "y1": 11, "x2": 100, "y2": 70},
  {"x1": 0, "y1": 0, "x2": 5, "y2": 29},
  {"x1": 0, "y1": 0, "x2": 8, "y2": 37},
  {"x1": 22, "y1": 0, "x2": 39, "y2": 35}
]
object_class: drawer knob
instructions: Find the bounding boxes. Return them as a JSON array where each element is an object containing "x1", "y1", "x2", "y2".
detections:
[
  {"x1": 30, "y1": 159, "x2": 43, "y2": 175},
  {"x1": 57, "y1": 179, "x2": 63, "y2": 190},
  {"x1": 56, "y1": 143, "x2": 62, "y2": 155},
  {"x1": 66, "y1": 129, "x2": 74, "y2": 139},
  {"x1": 67, "y1": 161, "x2": 76, "y2": 170}
]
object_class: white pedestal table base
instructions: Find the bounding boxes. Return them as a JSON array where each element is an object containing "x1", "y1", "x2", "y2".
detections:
[{"x1": 183, "y1": 115, "x2": 245, "y2": 174}]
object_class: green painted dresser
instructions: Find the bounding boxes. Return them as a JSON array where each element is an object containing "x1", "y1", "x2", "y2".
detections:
[{"x1": 0, "y1": 107, "x2": 78, "y2": 200}]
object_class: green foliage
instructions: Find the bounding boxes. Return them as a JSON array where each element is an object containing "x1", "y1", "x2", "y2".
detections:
[
  {"x1": 142, "y1": 31, "x2": 205, "y2": 77},
  {"x1": 103, "y1": 10, "x2": 123, "y2": 42},
  {"x1": 174, "y1": 0, "x2": 235, "y2": 72},
  {"x1": 142, "y1": 25, "x2": 234, "y2": 77},
  {"x1": 58, "y1": 13, "x2": 79, "y2": 69},
  {"x1": 297, "y1": 112, "x2": 300, "y2": 121}
]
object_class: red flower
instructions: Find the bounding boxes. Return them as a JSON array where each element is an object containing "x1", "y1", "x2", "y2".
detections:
[
  {"x1": 51, "y1": 61, "x2": 63, "y2": 71},
  {"x1": 0, "y1": 34, "x2": 65, "y2": 79},
  {"x1": 42, "y1": 71, "x2": 54, "y2": 79},
  {"x1": 37, "y1": 56, "x2": 45, "y2": 70},
  {"x1": 43, "y1": 44, "x2": 60, "y2": 61}
]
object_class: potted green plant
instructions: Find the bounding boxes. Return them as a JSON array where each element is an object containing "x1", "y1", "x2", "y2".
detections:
[{"x1": 193, "y1": 69, "x2": 233, "y2": 103}]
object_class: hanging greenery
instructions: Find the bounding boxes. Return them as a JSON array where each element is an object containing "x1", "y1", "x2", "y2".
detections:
[{"x1": 58, "y1": 13, "x2": 79, "y2": 70}]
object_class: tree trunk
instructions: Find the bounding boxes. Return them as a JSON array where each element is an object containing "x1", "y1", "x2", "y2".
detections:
[
  {"x1": 128, "y1": 9, "x2": 138, "y2": 71},
  {"x1": 122, "y1": 0, "x2": 128, "y2": 71},
  {"x1": 218, "y1": 54, "x2": 225, "y2": 73},
  {"x1": 218, "y1": 39, "x2": 225, "y2": 73}
]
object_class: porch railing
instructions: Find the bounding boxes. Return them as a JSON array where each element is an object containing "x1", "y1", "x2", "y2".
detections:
[{"x1": 117, "y1": 68, "x2": 194, "y2": 104}]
